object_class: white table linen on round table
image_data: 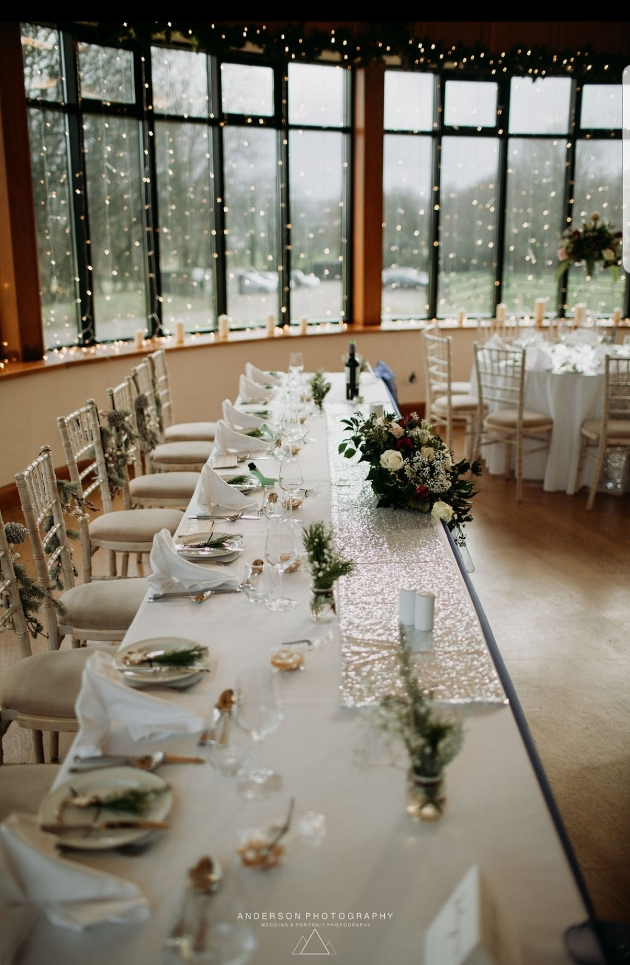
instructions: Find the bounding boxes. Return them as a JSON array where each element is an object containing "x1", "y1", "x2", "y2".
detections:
[{"x1": 13, "y1": 374, "x2": 586, "y2": 965}]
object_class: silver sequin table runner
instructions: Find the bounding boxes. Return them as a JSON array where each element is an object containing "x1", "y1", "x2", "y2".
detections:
[{"x1": 327, "y1": 404, "x2": 505, "y2": 706}]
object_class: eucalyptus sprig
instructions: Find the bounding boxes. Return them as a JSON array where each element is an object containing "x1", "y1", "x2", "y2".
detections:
[
  {"x1": 302, "y1": 521, "x2": 354, "y2": 590},
  {"x1": 309, "y1": 369, "x2": 332, "y2": 412}
]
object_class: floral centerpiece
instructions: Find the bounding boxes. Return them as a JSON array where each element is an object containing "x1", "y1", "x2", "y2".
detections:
[
  {"x1": 556, "y1": 212, "x2": 622, "y2": 282},
  {"x1": 338, "y1": 412, "x2": 481, "y2": 539}
]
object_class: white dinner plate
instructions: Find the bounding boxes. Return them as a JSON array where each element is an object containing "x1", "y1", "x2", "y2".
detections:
[
  {"x1": 39, "y1": 767, "x2": 172, "y2": 851},
  {"x1": 115, "y1": 636, "x2": 212, "y2": 685}
]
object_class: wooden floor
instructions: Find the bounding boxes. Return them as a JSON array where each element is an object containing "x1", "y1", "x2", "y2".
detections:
[{"x1": 1, "y1": 452, "x2": 629, "y2": 920}]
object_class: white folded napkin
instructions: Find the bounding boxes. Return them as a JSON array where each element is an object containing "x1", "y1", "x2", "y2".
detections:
[
  {"x1": 73, "y1": 650, "x2": 207, "y2": 758},
  {"x1": 222, "y1": 399, "x2": 264, "y2": 430},
  {"x1": 199, "y1": 465, "x2": 259, "y2": 515},
  {"x1": 0, "y1": 813, "x2": 149, "y2": 932},
  {"x1": 149, "y1": 528, "x2": 240, "y2": 595},
  {"x1": 245, "y1": 362, "x2": 282, "y2": 387},
  {"x1": 524, "y1": 343, "x2": 553, "y2": 372},
  {"x1": 214, "y1": 419, "x2": 268, "y2": 455},
  {"x1": 239, "y1": 374, "x2": 274, "y2": 402},
  {"x1": 483, "y1": 333, "x2": 511, "y2": 350}
]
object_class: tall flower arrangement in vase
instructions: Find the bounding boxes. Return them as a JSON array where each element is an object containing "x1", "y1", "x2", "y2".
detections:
[
  {"x1": 556, "y1": 212, "x2": 622, "y2": 282},
  {"x1": 339, "y1": 412, "x2": 481, "y2": 540}
]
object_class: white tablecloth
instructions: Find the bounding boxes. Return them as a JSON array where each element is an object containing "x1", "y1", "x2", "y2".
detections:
[{"x1": 15, "y1": 374, "x2": 586, "y2": 964}]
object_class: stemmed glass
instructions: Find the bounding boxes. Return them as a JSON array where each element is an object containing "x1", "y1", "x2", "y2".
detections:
[
  {"x1": 288, "y1": 352, "x2": 304, "y2": 381},
  {"x1": 278, "y1": 407, "x2": 301, "y2": 460},
  {"x1": 264, "y1": 521, "x2": 298, "y2": 611},
  {"x1": 236, "y1": 667, "x2": 284, "y2": 798},
  {"x1": 279, "y1": 459, "x2": 303, "y2": 526}
]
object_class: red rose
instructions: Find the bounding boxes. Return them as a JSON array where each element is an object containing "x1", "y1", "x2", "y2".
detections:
[
  {"x1": 571, "y1": 230, "x2": 580, "y2": 239},
  {"x1": 396, "y1": 437, "x2": 413, "y2": 452},
  {"x1": 415, "y1": 485, "x2": 430, "y2": 501}
]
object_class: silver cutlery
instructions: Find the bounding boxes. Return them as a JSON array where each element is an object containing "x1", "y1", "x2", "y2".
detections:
[
  {"x1": 70, "y1": 751, "x2": 205, "y2": 773},
  {"x1": 187, "y1": 512, "x2": 261, "y2": 521},
  {"x1": 148, "y1": 586, "x2": 244, "y2": 602}
]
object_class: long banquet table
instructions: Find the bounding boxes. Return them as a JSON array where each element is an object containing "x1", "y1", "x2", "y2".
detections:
[{"x1": 20, "y1": 373, "x2": 588, "y2": 965}]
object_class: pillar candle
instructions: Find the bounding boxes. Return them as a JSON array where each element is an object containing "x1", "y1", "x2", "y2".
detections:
[
  {"x1": 414, "y1": 591, "x2": 435, "y2": 632},
  {"x1": 496, "y1": 303, "x2": 506, "y2": 322},
  {"x1": 534, "y1": 298, "x2": 545, "y2": 327},
  {"x1": 266, "y1": 314, "x2": 276, "y2": 337},
  {"x1": 299, "y1": 315, "x2": 308, "y2": 336},
  {"x1": 218, "y1": 314, "x2": 229, "y2": 340},
  {"x1": 283, "y1": 324, "x2": 290, "y2": 336},
  {"x1": 613, "y1": 307, "x2": 622, "y2": 324},
  {"x1": 134, "y1": 329, "x2": 144, "y2": 351},
  {"x1": 574, "y1": 303, "x2": 585, "y2": 322},
  {"x1": 457, "y1": 309, "x2": 466, "y2": 327},
  {"x1": 399, "y1": 588, "x2": 417, "y2": 626},
  {"x1": 175, "y1": 321, "x2": 185, "y2": 345}
]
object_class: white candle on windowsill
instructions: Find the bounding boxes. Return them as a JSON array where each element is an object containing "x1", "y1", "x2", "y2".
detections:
[
  {"x1": 299, "y1": 315, "x2": 308, "y2": 336},
  {"x1": 218, "y1": 314, "x2": 229, "y2": 340},
  {"x1": 266, "y1": 314, "x2": 276, "y2": 337},
  {"x1": 534, "y1": 298, "x2": 545, "y2": 327},
  {"x1": 613, "y1": 307, "x2": 622, "y2": 324},
  {"x1": 496, "y1": 303, "x2": 506, "y2": 322},
  {"x1": 574, "y1": 303, "x2": 585, "y2": 322},
  {"x1": 457, "y1": 309, "x2": 466, "y2": 327},
  {"x1": 414, "y1": 590, "x2": 435, "y2": 632},
  {"x1": 175, "y1": 321, "x2": 185, "y2": 345},
  {"x1": 134, "y1": 329, "x2": 144, "y2": 351}
]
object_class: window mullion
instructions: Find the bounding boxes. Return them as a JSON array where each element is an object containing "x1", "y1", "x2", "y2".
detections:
[
  {"x1": 493, "y1": 76, "x2": 511, "y2": 314},
  {"x1": 427, "y1": 75, "x2": 442, "y2": 320},
  {"x1": 60, "y1": 29, "x2": 94, "y2": 345},
  {"x1": 138, "y1": 47, "x2": 163, "y2": 336},
  {"x1": 558, "y1": 79, "x2": 580, "y2": 318},
  {"x1": 211, "y1": 57, "x2": 226, "y2": 320},
  {"x1": 279, "y1": 67, "x2": 290, "y2": 326}
]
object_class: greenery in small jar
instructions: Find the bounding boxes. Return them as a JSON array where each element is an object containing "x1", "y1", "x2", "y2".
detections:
[
  {"x1": 309, "y1": 369, "x2": 332, "y2": 412},
  {"x1": 302, "y1": 521, "x2": 354, "y2": 591}
]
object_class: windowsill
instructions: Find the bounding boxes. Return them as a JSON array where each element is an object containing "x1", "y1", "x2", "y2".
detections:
[{"x1": 2, "y1": 316, "x2": 628, "y2": 381}]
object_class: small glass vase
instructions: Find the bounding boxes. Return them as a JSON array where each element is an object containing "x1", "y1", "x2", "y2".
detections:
[
  {"x1": 309, "y1": 586, "x2": 337, "y2": 622},
  {"x1": 405, "y1": 770, "x2": 445, "y2": 821}
]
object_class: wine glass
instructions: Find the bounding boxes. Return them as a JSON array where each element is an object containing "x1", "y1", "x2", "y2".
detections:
[
  {"x1": 279, "y1": 459, "x2": 303, "y2": 526},
  {"x1": 264, "y1": 521, "x2": 298, "y2": 611},
  {"x1": 278, "y1": 407, "x2": 301, "y2": 461},
  {"x1": 235, "y1": 667, "x2": 284, "y2": 798},
  {"x1": 288, "y1": 352, "x2": 304, "y2": 379}
]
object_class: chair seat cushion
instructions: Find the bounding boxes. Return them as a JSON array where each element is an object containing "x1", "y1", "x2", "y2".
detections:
[
  {"x1": 164, "y1": 422, "x2": 216, "y2": 442},
  {"x1": 90, "y1": 509, "x2": 182, "y2": 543},
  {"x1": 485, "y1": 409, "x2": 552, "y2": 429},
  {"x1": 433, "y1": 394, "x2": 478, "y2": 413},
  {"x1": 0, "y1": 649, "x2": 93, "y2": 719},
  {"x1": 0, "y1": 764, "x2": 61, "y2": 822},
  {"x1": 581, "y1": 419, "x2": 630, "y2": 440},
  {"x1": 152, "y1": 441, "x2": 214, "y2": 465},
  {"x1": 130, "y1": 472, "x2": 199, "y2": 501},
  {"x1": 60, "y1": 578, "x2": 148, "y2": 631},
  {"x1": 451, "y1": 381, "x2": 471, "y2": 394}
]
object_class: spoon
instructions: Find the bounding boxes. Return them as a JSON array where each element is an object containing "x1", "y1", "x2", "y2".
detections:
[
  {"x1": 169, "y1": 856, "x2": 224, "y2": 949},
  {"x1": 148, "y1": 586, "x2": 244, "y2": 602},
  {"x1": 70, "y1": 751, "x2": 205, "y2": 773}
]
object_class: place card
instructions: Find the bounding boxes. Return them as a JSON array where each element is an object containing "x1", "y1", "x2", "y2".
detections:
[
  {"x1": 425, "y1": 866, "x2": 520, "y2": 965},
  {"x1": 212, "y1": 453, "x2": 239, "y2": 469}
]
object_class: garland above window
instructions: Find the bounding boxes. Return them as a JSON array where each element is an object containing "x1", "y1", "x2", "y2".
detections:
[{"x1": 86, "y1": 21, "x2": 626, "y2": 81}]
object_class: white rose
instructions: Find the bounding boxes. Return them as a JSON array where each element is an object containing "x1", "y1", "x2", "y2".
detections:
[
  {"x1": 419, "y1": 430, "x2": 431, "y2": 444},
  {"x1": 602, "y1": 248, "x2": 615, "y2": 261},
  {"x1": 389, "y1": 423, "x2": 404, "y2": 439},
  {"x1": 431, "y1": 500, "x2": 454, "y2": 522},
  {"x1": 380, "y1": 449, "x2": 404, "y2": 471},
  {"x1": 420, "y1": 446, "x2": 436, "y2": 463}
]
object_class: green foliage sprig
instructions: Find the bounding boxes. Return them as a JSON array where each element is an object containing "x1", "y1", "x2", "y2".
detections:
[
  {"x1": 302, "y1": 521, "x2": 354, "y2": 590},
  {"x1": 134, "y1": 393, "x2": 160, "y2": 453},
  {"x1": 372, "y1": 635, "x2": 463, "y2": 800},
  {"x1": 309, "y1": 369, "x2": 332, "y2": 412},
  {"x1": 66, "y1": 785, "x2": 166, "y2": 816},
  {"x1": 556, "y1": 212, "x2": 622, "y2": 282},
  {"x1": 3, "y1": 519, "x2": 65, "y2": 639},
  {"x1": 99, "y1": 409, "x2": 137, "y2": 496},
  {"x1": 125, "y1": 644, "x2": 209, "y2": 667}
]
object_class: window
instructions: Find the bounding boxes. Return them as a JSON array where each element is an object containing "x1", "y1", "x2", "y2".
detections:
[{"x1": 22, "y1": 25, "x2": 351, "y2": 347}]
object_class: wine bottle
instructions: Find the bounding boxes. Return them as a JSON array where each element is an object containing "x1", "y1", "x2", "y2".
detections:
[{"x1": 345, "y1": 341, "x2": 359, "y2": 400}]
